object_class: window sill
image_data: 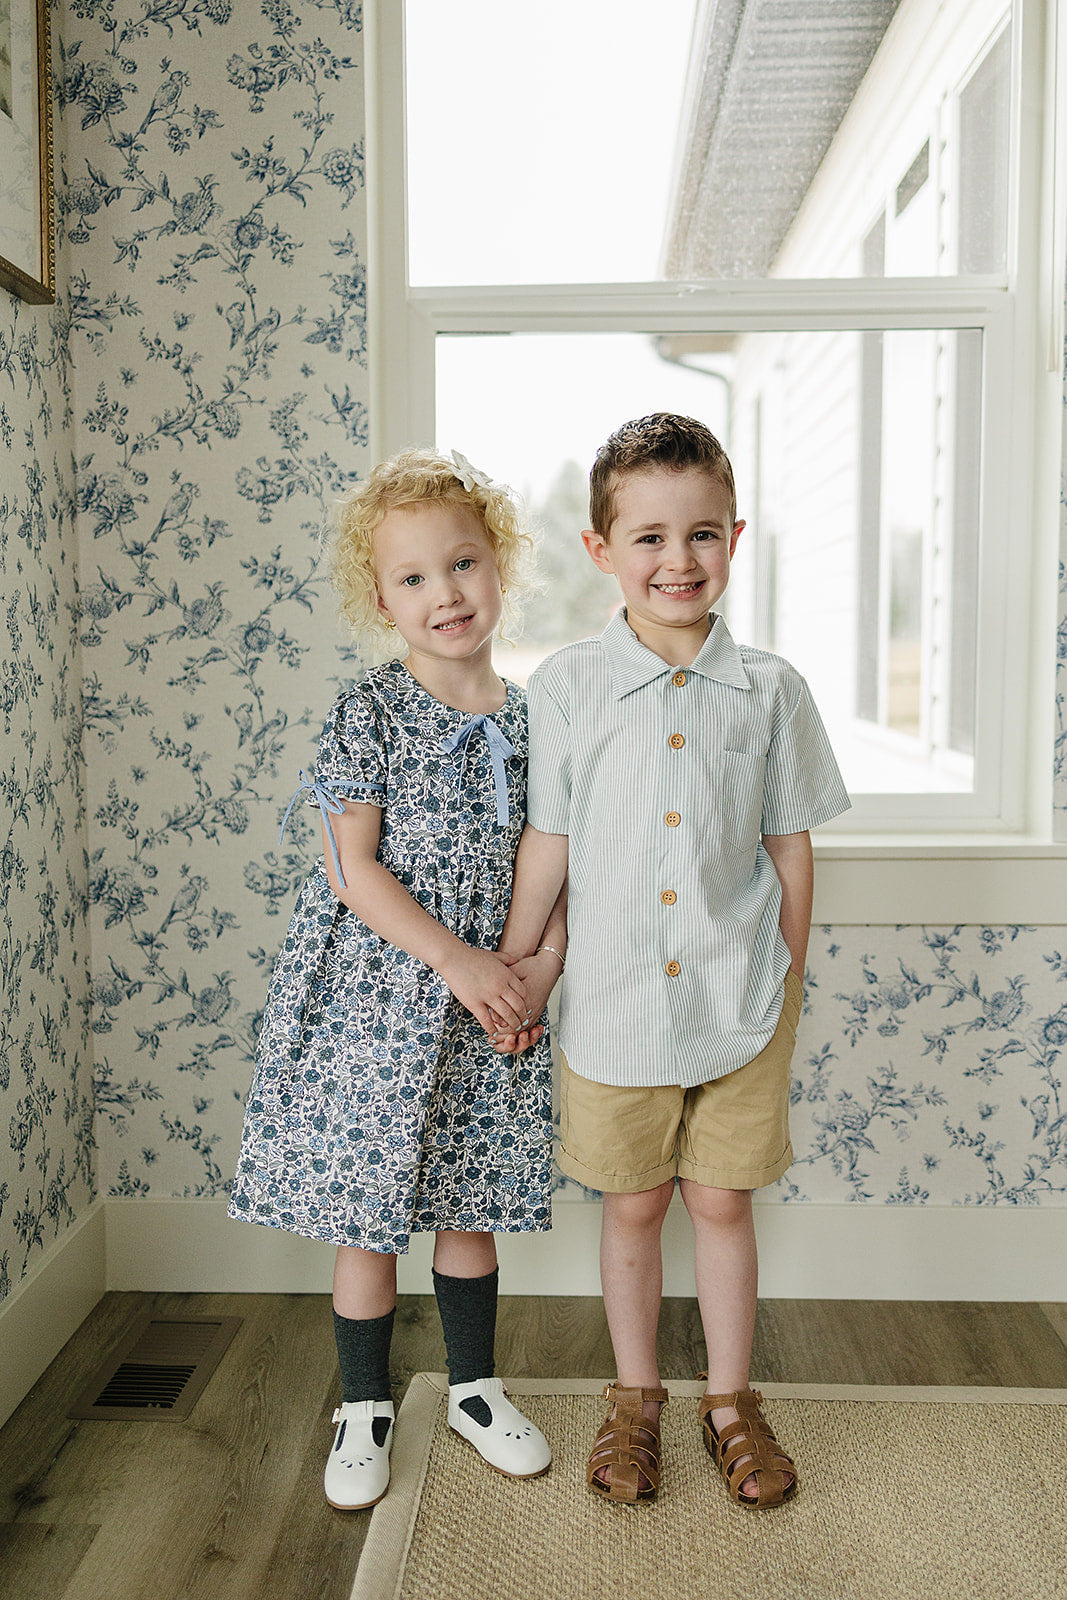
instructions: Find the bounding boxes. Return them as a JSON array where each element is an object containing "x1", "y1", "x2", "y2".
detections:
[
  {"x1": 809, "y1": 837, "x2": 1067, "y2": 924},
  {"x1": 813, "y1": 834, "x2": 1067, "y2": 858}
]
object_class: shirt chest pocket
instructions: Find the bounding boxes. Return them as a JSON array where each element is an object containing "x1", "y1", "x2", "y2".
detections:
[{"x1": 719, "y1": 749, "x2": 767, "y2": 850}]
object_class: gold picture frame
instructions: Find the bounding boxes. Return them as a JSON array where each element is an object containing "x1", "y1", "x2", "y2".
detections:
[{"x1": 0, "y1": 0, "x2": 55, "y2": 303}]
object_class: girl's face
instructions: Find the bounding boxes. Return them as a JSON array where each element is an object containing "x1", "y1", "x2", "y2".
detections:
[{"x1": 374, "y1": 501, "x2": 503, "y2": 671}]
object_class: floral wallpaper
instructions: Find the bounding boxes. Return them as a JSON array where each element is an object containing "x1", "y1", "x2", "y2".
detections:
[
  {"x1": 0, "y1": 280, "x2": 96, "y2": 1302},
  {"x1": 1, "y1": 0, "x2": 1066, "y2": 1309},
  {"x1": 61, "y1": 0, "x2": 369, "y2": 1209},
  {"x1": 1056, "y1": 368, "x2": 1067, "y2": 836}
]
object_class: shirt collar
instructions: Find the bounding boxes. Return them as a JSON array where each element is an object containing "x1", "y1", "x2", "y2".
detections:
[{"x1": 601, "y1": 607, "x2": 752, "y2": 699}]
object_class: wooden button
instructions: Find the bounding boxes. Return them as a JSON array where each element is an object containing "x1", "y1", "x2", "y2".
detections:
[
  {"x1": 664, "y1": 811, "x2": 681, "y2": 827},
  {"x1": 672, "y1": 671, "x2": 686, "y2": 687},
  {"x1": 665, "y1": 960, "x2": 681, "y2": 977},
  {"x1": 669, "y1": 733, "x2": 685, "y2": 749},
  {"x1": 661, "y1": 889, "x2": 677, "y2": 905}
]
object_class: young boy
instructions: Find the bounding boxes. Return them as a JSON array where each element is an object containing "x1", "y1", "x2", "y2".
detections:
[{"x1": 498, "y1": 413, "x2": 849, "y2": 1507}]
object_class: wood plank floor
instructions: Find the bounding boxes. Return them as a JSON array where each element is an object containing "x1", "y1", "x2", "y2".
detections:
[{"x1": 2, "y1": 1291, "x2": 1066, "y2": 1600}]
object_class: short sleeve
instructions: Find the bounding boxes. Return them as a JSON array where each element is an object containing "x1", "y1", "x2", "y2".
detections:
[
  {"x1": 761, "y1": 669, "x2": 851, "y2": 834},
  {"x1": 526, "y1": 659, "x2": 572, "y2": 834},
  {"x1": 311, "y1": 685, "x2": 386, "y2": 807}
]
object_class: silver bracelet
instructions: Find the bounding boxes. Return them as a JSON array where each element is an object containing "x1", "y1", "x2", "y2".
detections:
[{"x1": 537, "y1": 944, "x2": 566, "y2": 969}]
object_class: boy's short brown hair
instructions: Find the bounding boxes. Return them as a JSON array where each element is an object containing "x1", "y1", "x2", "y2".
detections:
[{"x1": 589, "y1": 413, "x2": 737, "y2": 539}]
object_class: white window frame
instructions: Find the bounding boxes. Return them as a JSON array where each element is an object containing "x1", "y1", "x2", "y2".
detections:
[{"x1": 365, "y1": 0, "x2": 1067, "y2": 918}]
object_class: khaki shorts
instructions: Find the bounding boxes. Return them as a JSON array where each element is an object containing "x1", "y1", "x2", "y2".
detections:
[{"x1": 558, "y1": 969, "x2": 803, "y2": 1193}]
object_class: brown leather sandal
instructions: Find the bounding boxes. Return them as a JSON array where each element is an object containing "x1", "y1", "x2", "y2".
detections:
[
  {"x1": 586, "y1": 1383, "x2": 669, "y2": 1503},
  {"x1": 699, "y1": 1389, "x2": 798, "y2": 1509}
]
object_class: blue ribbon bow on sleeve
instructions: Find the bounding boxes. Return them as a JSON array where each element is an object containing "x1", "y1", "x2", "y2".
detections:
[
  {"x1": 439, "y1": 715, "x2": 515, "y2": 826},
  {"x1": 278, "y1": 769, "x2": 348, "y2": 885}
]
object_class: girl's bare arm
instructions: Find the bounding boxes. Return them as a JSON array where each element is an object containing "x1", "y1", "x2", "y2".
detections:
[
  {"x1": 492, "y1": 876, "x2": 568, "y2": 1053},
  {"x1": 323, "y1": 801, "x2": 527, "y2": 1033}
]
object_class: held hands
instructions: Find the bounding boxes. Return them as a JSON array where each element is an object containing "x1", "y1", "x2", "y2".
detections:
[
  {"x1": 440, "y1": 945, "x2": 529, "y2": 1036},
  {"x1": 488, "y1": 948, "x2": 560, "y2": 1055}
]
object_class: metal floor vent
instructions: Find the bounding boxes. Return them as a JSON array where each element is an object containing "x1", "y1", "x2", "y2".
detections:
[{"x1": 69, "y1": 1316, "x2": 242, "y2": 1421}]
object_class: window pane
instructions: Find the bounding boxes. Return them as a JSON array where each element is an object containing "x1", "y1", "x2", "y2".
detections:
[
  {"x1": 669, "y1": 3, "x2": 1013, "y2": 280},
  {"x1": 436, "y1": 328, "x2": 981, "y2": 796},
  {"x1": 958, "y1": 26, "x2": 1011, "y2": 274},
  {"x1": 881, "y1": 330, "x2": 933, "y2": 739},
  {"x1": 950, "y1": 330, "x2": 982, "y2": 753},
  {"x1": 407, "y1": 1, "x2": 1013, "y2": 285},
  {"x1": 405, "y1": 0, "x2": 699, "y2": 285},
  {"x1": 727, "y1": 327, "x2": 980, "y2": 792}
]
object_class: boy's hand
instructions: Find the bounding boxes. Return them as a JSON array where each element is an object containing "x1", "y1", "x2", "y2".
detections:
[
  {"x1": 440, "y1": 948, "x2": 527, "y2": 1035},
  {"x1": 489, "y1": 949, "x2": 560, "y2": 1054}
]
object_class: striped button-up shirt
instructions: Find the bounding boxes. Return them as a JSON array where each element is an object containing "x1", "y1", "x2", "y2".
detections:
[{"x1": 526, "y1": 609, "x2": 850, "y2": 1087}]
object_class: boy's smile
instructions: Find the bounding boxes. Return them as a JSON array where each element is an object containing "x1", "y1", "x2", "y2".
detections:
[{"x1": 581, "y1": 466, "x2": 744, "y2": 665}]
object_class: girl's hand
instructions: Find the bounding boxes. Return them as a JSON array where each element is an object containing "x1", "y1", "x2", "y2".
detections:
[
  {"x1": 489, "y1": 1013, "x2": 546, "y2": 1054},
  {"x1": 440, "y1": 947, "x2": 528, "y2": 1035},
  {"x1": 490, "y1": 949, "x2": 560, "y2": 1054}
]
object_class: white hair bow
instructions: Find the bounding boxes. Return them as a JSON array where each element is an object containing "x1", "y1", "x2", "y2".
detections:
[{"x1": 450, "y1": 450, "x2": 494, "y2": 494}]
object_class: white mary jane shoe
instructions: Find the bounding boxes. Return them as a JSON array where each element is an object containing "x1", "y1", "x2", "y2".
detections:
[
  {"x1": 324, "y1": 1399, "x2": 395, "y2": 1510},
  {"x1": 447, "y1": 1377, "x2": 551, "y2": 1479}
]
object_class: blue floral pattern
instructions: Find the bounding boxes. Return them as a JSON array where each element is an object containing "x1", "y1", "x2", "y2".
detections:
[
  {"x1": 0, "y1": 280, "x2": 96, "y2": 1302},
  {"x1": 58, "y1": 0, "x2": 371, "y2": 1208},
  {"x1": 228, "y1": 665, "x2": 553, "y2": 1250},
  {"x1": 781, "y1": 926, "x2": 1067, "y2": 1205}
]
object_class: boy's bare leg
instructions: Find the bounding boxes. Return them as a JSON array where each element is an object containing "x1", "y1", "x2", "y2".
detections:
[
  {"x1": 594, "y1": 1180, "x2": 674, "y2": 1491},
  {"x1": 680, "y1": 1180, "x2": 792, "y2": 1498}
]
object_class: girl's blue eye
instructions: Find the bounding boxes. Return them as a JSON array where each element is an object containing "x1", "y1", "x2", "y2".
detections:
[
  {"x1": 402, "y1": 574, "x2": 422, "y2": 587},
  {"x1": 454, "y1": 558, "x2": 473, "y2": 571}
]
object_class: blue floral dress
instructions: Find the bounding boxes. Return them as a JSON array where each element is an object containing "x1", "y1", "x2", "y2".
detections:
[{"x1": 228, "y1": 661, "x2": 553, "y2": 1253}]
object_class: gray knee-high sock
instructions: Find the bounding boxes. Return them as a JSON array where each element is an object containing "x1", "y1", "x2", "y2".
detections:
[
  {"x1": 332, "y1": 1307, "x2": 394, "y2": 1413},
  {"x1": 432, "y1": 1267, "x2": 498, "y2": 1386}
]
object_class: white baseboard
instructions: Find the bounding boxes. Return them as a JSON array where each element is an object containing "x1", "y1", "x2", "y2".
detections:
[
  {"x1": 3, "y1": 1195, "x2": 1064, "y2": 1429},
  {"x1": 103, "y1": 1195, "x2": 1067, "y2": 1301},
  {"x1": 105, "y1": 1196, "x2": 339, "y2": 1292},
  {"x1": 0, "y1": 1201, "x2": 107, "y2": 1430}
]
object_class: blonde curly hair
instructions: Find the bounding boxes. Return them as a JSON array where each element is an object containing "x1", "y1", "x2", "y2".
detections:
[{"x1": 328, "y1": 447, "x2": 537, "y2": 650}]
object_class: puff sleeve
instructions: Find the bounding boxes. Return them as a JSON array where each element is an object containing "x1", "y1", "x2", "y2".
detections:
[
  {"x1": 277, "y1": 685, "x2": 388, "y2": 888},
  {"x1": 311, "y1": 686, "x2": 387, "y2": 807}
]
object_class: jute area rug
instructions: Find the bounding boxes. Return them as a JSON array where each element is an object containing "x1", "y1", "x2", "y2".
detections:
[{"x1": 349, "y1": 1375, "x2": 1067, "y2": 1600}]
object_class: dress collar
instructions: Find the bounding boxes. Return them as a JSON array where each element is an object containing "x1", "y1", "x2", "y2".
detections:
[
  {"x1": 600, "y1": 607, "x2": 752, "y2": 700},
  {"x1": 386, "y1": 658, "x2": 516, "y2": 719}
]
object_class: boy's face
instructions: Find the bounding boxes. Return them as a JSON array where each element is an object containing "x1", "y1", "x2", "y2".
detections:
[{"x1": 581, "y1": 467, "x2": 743, "y2": 662}]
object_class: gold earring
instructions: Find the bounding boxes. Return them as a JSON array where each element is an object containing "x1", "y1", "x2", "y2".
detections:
[{"x1": 383, "y1": 617, "x2": 396, "y2": 629}]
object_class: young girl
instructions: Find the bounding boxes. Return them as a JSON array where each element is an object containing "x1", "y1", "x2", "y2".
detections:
[{"x1": 229, "y1": 448, "x2": 566, "y2": 1510}]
